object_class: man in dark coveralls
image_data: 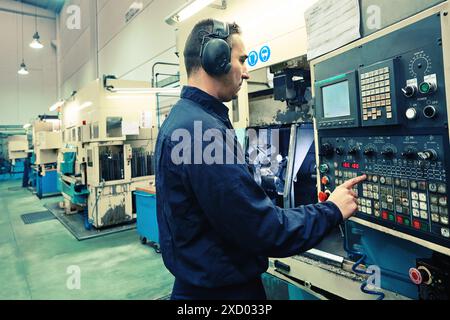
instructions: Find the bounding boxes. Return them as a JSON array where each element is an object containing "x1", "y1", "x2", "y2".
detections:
[{"x1": 155, "y1": 19, "x2": 366, "y2": 300}]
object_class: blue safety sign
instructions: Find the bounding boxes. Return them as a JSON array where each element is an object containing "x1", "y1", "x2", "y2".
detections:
[
  {"x1": 248, "y1": 51, "x2": 259, "y2": 67},
  {"x1": 259, "y1": 46, "x2": 271, "y2": 63}
]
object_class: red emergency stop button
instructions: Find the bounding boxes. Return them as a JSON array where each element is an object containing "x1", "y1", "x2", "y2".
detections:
[
  {"x1": 319, "y1": 191, "x2": 330, "y2": 202},
  {"x1": 321, "y1": 176, "x2": 330, "y2": 186},
  {"x1": 409, "y1": 268, "x2": 423, "y2": 285}
]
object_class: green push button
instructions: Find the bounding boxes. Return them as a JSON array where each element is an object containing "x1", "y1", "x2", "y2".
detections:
[
  {"x1": 388, "y1": 214, "x2": 395, "y2": 222},
  {"x1": 319, "y1": 164, "x2": 329, "y2": 174},
  {"x1": 421, "y1": 223, "x2": 429, "y2": 232},
  {"x1": 419, "y1": 82, "x2": 431, "y2": 94},
  {"x1": 404, "y1": 218, "x2": 411, "y2": 226}
]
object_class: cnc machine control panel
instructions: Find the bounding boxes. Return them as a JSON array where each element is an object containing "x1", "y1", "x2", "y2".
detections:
[{"x1": 314, "y1": 12, "x2": 450, "y2": 248}]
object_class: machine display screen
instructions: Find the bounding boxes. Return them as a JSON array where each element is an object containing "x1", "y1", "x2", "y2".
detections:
[{"x1": 322, "y1": 81, "x2": 351, "y2": 118}]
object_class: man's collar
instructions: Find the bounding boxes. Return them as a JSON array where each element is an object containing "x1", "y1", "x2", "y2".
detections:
[{"x1": 181, "y1": 86, "x2": 230, "y2": 121}]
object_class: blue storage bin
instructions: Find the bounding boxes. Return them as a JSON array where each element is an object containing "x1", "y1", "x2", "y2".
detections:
[
  {"x1": 135, "y1": 188, "x2": 160, "y2": 253},
  {"x1": 36, "y1": 169, "x2": 60, "y2": 198}
]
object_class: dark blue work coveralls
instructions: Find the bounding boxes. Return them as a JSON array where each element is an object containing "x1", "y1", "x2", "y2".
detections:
[{"x1": 155, "y1": 86, "x2": 343, "y2": 300}]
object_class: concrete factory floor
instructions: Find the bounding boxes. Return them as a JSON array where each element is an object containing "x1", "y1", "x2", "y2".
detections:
[{"x1": 0, "y1": 179, "x2": 174, "y2": 300}]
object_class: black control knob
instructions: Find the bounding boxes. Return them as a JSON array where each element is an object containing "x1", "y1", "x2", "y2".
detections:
[
  {"x1": 418, "y1": 149, "x2": 438, "y2": 161},
  {"x1": 348, "y1": 146, "x2": 359, "y2": 155},
  {"x1": 423, "y1": 105, "x2": 438, "y2": 119},
  {"x1": 320, "y1": 143, "x2": 334, "y2": 157},
  {"x1": 364, "y1": 147, "x2": 376, "y2": 157},
  {"x1": 402, "y1": 85, "x2": 417, "y2": 98},
  {"x1": 335, "y1": 147, "x2": 345, "y2": 156},
  {"x1": 402, "y1": 148, "x2": 416, "y2": 159},
  {"x1": 381, "y1": 147, "x2": 395, "y2": 158}
]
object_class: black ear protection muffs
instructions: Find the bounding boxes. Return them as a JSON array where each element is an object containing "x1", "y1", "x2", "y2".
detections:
[{"x1": 200, "y1": 20, "x2": 232, "y2": 76}]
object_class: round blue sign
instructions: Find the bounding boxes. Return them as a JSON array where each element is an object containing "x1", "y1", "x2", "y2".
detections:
[
  {"x1": 259, "y1": 46, "x2": 271, "y2": 63},
  {"x1": 247, "y1": 51, "x2": 259, "y2": 67}
]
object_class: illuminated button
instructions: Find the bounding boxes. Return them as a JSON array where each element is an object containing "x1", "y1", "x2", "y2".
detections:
[
  {"x1": 319, "y1": 164, "x2": 330, "y2": 174},
  {"x1": 419, "y1": 202, "x2": 428, "y2": 211},
  {"x1": 440, "y1": 216, "x2": 449, "y2": 225},
  {"x1": 388, "y1": 214, "x2": 395, "y2": 222},
  {"x1": 441, "y1": 228, "x2": 450, "y2": 238},
  {"x1": 321, "y1": 176, "x2": 330, "y2": 185},
  {"x1": 429, "y1": 183, "x2": 437, "y2": 193},
  {"x1": 419, "y1": 193, "x2": 427, "y2": 202},
  {"x1": 413, "y1": 220, "x2": 421, "y2": 230},
  {"x1": 431, "y1": 213, "x2": 440, "y2": 223},
  {"x1": 430, "y1": 204, "x2": 439, "y2": 213},
  {"x1": 382, "y1": 211, "x2": 388, "y2": 220},
  {"x1": 397, "y1": 216, "x2": 404, "y2": 224},
  {"x1": 411, "y1": 192, "x2": 419, "y2": 200},
  {"x1": 409, "y1": 268, "x2": 423, "y2": 285},
  {"x1": 404, "y1": 218, "x2": 411, "y2": 226},
  {"x1": 438, "y1": 184, "x2": 446, "y2": 194},
  {"x1": 319, "y1": 191, "x2": 330, "y2": 202},
  {"x1": 372, "y1": 175, "x2": 378, "y2": 183},
  {"x1": 412, "y1": 209, "x2": 420, "y2": 217},
  {"x1": 387, "y1": 112, "x2": 392, "y2": 119},
  {"x1": 439, "y1": 196, "x2": 448, "y2": 206},
  {"x1": 418, "y1": 181, "x2": 427, "y2": 191},
  {"x1": 420, "y1": 210, "x2": 428, "y2": 219}
]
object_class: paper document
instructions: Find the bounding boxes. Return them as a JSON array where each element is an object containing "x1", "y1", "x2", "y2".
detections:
[
  {"x1": 122, "y1": 122, "x2": 140, "y2": 135},
  {"x1": 141, "y1": 111, "x2": 152, "y2": 129},
  {"x1": 305, "y1": 0, "x2": 361, "y2": 61}
]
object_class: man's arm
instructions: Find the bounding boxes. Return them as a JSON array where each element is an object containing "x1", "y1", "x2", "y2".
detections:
[{"x1": 182, "y1": 134, "x2": 364, "y2": 258}]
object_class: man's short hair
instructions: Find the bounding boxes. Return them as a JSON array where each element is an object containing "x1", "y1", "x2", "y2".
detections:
[{"x1": 183, "y1": 19, "x2": 241, "y2": 77}]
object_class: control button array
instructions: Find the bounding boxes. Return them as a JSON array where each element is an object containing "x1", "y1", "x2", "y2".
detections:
[{"x1": 360, "y1": 67, "x2": 393, "y2": 121}]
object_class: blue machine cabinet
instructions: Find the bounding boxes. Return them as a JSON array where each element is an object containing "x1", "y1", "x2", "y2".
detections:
[
  {"x1": 36, "y1": 169, "x2": 60, "y2": 199},
  {"x1": 345, "y1": 220, "x2": 433, "y2": 299},
  {"x1": 135, "y1": 187, "x2": 160, "y2": 253}
]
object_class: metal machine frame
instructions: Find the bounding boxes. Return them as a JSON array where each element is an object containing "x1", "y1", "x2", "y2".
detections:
[
  {"x1": 268, "y1": 1, "x2": 450, "y2": 300},
  {"x1": 58, "y1": 78, "x2": 158, "y2": 229}
]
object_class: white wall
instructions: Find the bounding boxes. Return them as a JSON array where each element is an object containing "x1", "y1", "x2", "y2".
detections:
[
  {"x1": 0, "y1": 0, "x2": 58, "y2": 126},
  {"x1": 177, "y1": 0, "x2": 320, "y2": 82},
  {"x1": 58, "y1": 0, "x2": 98, "y2": 98},
  {"x1": 58, "y1": 0, "x2": 187, "y2": 98}
]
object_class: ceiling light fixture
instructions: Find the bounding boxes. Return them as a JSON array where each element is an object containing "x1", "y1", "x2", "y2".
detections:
[
  {"x1": 29, "y1": 5, "x2": 43, "y2": 49},
  {"x1": 18, "y1": 1, "x2": 29, "y2": 75},
  {"x1": 165, "y1": 0, "x2": 226, "y2": 25},
  {"x1": 49, "y1": 100, "x2": 65, "y2": 112}
]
